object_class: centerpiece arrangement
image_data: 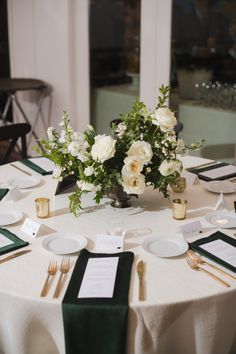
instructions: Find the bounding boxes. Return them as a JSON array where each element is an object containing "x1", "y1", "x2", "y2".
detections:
[{"x1": 36, "y1": 85, "x2": 202, "y2": 215}]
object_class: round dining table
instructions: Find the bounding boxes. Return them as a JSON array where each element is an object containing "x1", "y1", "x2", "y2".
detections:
[{"x1": 0, "y1": 155, "x2": 236, "y2": 354}]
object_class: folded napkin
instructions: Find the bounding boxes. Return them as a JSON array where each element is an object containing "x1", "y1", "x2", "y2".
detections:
[
  {"x1": 62, "y1": 249, "x2": 134, "y2": 354},
  {"x1": 20, "y1": 158, "x2": 52, "y2": 175},
  {"x1": 0, "y1": 189, "x2": 9, "y2": 201},
  {"x1": 189, "y1": 231, "x2": 236, "y2": 273},
  {"x1": 0, "y1": 228, "x2": 29, "y2": 256}
]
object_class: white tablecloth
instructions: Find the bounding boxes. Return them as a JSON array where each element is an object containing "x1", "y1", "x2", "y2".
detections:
[{"x1": 0, "y1": 156, "x2": 236, "y2": 354}]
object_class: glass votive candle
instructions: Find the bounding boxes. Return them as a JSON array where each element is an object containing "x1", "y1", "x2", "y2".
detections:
[
  {"x1": 170, "y1": 177, "x2": 187, "y2": 193},
  {"x1": 172, "y1": 199, "x2": 188, "y2": 220},
  {"x1": 35, "y1": 198, "x2": 50, "y2": 218}
]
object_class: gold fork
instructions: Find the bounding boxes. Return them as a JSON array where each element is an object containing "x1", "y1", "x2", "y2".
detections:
[
  {"x1": 40, "y1": 260, "x2": 57, "y2": 297},
  {"x1": 186, "y1": 255, "x2": 230, "y2": 288},
  {"x1": 53, "y1": 258, "x2": 70, "y2": 298},
  {"x1": 188, "y1": 250, "x2": 236, "y2": 282},
  {"x1": 137, "y1": 260, "x2": 145, "y2": 301}
]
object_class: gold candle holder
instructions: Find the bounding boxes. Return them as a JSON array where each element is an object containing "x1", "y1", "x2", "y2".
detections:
[
  {"x1": 35, "y1": 198, "x2": 50, "y2": 218},
  {"x1": 170, "y1": 177, "x2": 187, "y2": 193},
  {"x1": 172, "y1": 199, "x2": 187, "y2": 220}
]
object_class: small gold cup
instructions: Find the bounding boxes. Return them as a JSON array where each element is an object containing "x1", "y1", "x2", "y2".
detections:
[
  {"x1": 172, "y1": 199, "x2": 187, "y2": 220},
  {"x1": 170, "y1": 177, "x2": 187, "y2": 193},
  {"x1": 35, "y1": 198, "x2": 50, "y2": 218}
]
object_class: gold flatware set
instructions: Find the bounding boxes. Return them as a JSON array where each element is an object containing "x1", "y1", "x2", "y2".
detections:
[
  {"x1": 40, "y1": 257, "x2": 70, "y2": 298},
  {"x1": 186, "y1": 250, "x2": 236, "y2": 287},
  {"x1": 137, "y1": 260, "x2": 145, "y2": 301}
]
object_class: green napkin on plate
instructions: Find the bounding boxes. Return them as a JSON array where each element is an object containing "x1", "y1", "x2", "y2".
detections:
[
  {"x1": 62, "y1": 249, "x2": 134, "y2": 354},
  {"x1": 20, "y1": 158, "x2": 52, "y2": 175},
  {"x1": 0, "y1": 189, "x2": 9, "y2": 201},
  {"x1": 0, "y1": 228, "x2": 29, "y2": 256}
]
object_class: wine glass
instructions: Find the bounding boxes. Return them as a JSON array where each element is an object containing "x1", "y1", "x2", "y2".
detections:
[{"x1": 106, "y1": 217, "x2": 126, "y2": 237}]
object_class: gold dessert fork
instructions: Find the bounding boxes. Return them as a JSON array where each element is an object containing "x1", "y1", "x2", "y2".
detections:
[
  {"x1": 186, "y1": 255, "x2": 230, "y2": 288},
  {"x1": 40, "y1": 260, "x2": 57, "y2": 297},
  {"x1": 188, "y1": 250, "x2": 236, "y2": 282},
  {"x1": 137, "y1": 260, "x2": 145, "y2": 301},
  {"x1": 53, "y1": 258, "x2": 70, "y2": 299}
]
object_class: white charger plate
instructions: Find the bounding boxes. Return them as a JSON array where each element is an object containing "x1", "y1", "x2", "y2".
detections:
[
  {"x1": 201, "y1": 180, "x2": 236, "y2": 194},
  {"x1": 9, "y1": 176, "x2": 41, "y2": 189},
  {"x1": 41, "y1": 233, "x2": 87, "y2": 255},
  {"x1": 0, "y1": 209, "x2": 23, "y2": 226},
  {"x1": 142, "y1": 236, "x2": 189, "y2": 258},
  {"x1": 205, "y1": 211, "x2": 236, "y2": 228}
]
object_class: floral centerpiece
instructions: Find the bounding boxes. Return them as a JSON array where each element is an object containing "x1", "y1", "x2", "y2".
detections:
[{"x1": 36, "y1": 85, "x2": 202, "y2": 215}]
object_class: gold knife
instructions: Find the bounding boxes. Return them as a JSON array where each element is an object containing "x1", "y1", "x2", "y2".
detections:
[
  {"x1": 137, "y1": 260, "x2": 145, "y2": 301},
  {"x1": 0, "y1": 250, "x2": 31, "y2": 264}
]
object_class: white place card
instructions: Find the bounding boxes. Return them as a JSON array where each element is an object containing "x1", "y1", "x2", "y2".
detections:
[
  {"x1": 95, "y1": 234, "x2": 124, "y2": 252},
  {"x1": 21, "y1": 218, "x2": 41, "y2": 238},
  {"x1": 181, "y1": 221, "x2": 202, "y2": 240},
  {"x1": 200, "y1": 165, "x2": 236, "y2": 180},
  {"x1": 5, "y1": 186, "x2": 21, "y2": 202},
  {"x1": 28, "y1": 157, "x2": 55, "y2": 172},
  {"x1": 200, "y1": 239, "x2": 236, "y2": 267},
  {"x1": 78, "y1": 257, "x2": 119, "y2": 298},
  {"x1": 0, "y1": 233, "x2": 14, "y2": 248}
]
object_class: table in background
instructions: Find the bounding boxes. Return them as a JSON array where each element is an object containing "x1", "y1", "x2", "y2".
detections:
[{"x1": 179, "y1": 103, "x2": 236, "y2": 164}]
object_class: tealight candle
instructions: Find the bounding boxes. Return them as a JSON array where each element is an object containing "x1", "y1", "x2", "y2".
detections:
[{"x1": 35, "y1": 198, "x2": 50, "y2": 218}]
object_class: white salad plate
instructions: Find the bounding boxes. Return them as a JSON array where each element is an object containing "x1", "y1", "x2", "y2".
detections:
[
  {"x1": 41, "y1": 233, "x2": 87, "y2": 255},
  {"x1": 0, "y1": 209, "x2": 23, "y2": 226},
  {"x1": 142, "y1": 236, "x2": 189, "y2": 258},
  {"x1": 9, "y1": 176, "x2": 41, "y2": 189},
  {"x1": 201, "y1": 180, "x2": 236, "y2": 194},
  {"x1": 205, "y1": 211, "x2": 236, "y2": 228}
]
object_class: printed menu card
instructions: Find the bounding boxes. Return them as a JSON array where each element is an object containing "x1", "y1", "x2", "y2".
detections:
[{"x1": 189, "y1": 231, "x2": 236, "y2": 272}]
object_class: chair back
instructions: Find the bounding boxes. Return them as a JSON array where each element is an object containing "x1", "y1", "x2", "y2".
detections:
[{"x1": 0, "y1": 123, "x2": 31, "y2": 164}]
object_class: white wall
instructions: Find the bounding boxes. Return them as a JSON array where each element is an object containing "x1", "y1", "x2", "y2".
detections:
[
  {"x1": 140, "y1": 0, "x2": 172, "y2": 109},
  {"x1": 7, "y1": 0, "x2": 90, "y2": 149}
]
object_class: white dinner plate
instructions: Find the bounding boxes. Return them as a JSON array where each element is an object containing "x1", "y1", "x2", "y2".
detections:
[
  {"x1": 9, "y1": 176, "x2": 41, "y2": 189},
  {"x1": 41, "y1": 233, "x2": 87, "y2": 255},
  {"x1": 205, "y1": 211, "x2": 236, "y2": 228},
  {"x1": 142, "y1": 236, "x2": 189, "y2": 258},
  {"x1": 201, "y1": 180, "x2": 236, "y2": 194},
  {"x1": 0, "y1": 209, "x2": 23, "y2": 226}
]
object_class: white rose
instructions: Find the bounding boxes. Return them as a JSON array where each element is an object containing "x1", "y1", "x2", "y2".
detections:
[
  {"x1": 84, "y1": 166, "x2": 94, "y2": 176},
  {"x1": 91, "y1": 135, "x2": 116, "y2": 162},
  {"x1": 159, "y1": 159, "x2": 182, "y2": 176},
  {"x1": 123, "y1": 156, "x2": 144, "y2": 175},
  {"x1": 121, "y1": 167, "x2": 146, "y2": 195},
  {"x1": 127, "y1": 141, "x2": 153, "y2": 164},
  {"x1": 116, "y1": 122, "x2": 127, "y2": 138},
  {"x1": 152, "y1": 108, "x2": 177, "y2": 132}
]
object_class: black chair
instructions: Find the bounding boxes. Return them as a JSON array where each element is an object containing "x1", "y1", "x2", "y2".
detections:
[{"x1": 0, "y1": 122, "x2": 31, "y2": 164}]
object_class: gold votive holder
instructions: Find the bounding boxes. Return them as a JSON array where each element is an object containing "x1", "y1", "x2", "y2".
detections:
[
  {"x1": 172, "y1": 199, "x2": 187, "y2": 220},
  {"x1": 170, "y1": 177, "x2": 187, "y2": 193},
  {"x1": 35, "y1": 198, "x2": 50, "y2": 218}
]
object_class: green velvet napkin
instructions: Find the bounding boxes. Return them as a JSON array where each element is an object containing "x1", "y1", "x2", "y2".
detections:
[
  {"x1": 20, "y1": 158, "x2": 52, "y2": 175},
  {"x1": 0, "y1": 189, "x2": 9, "y2": 201},
  {"x1": 189, "y1": 231, "x2": 236, "y2": 273},
  {"x1": 62, "y1": 249, "x2": 134, "y2": 354},
  {"x1": 0, "y1": 228, "x2": 29, "y2": 256}
]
